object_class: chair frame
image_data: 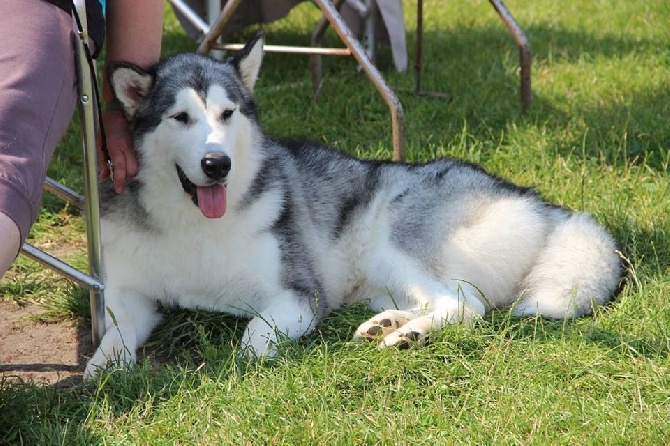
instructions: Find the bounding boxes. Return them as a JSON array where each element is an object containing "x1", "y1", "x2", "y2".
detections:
[
  {"x1": 19, "y1": 1, "x2": 106, "y2": 347},
  {"x1": 169, "y1": 0, "x2": 407, "y2": 161},
  {"x1": 169, "y1": 0, "x2": 532, "y2": 161}
]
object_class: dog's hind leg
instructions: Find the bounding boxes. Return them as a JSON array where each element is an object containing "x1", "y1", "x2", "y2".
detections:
[
  {"x1": 354, "y1": 255, "x2": 486, "y2": 348},
  {"x1": 376, "y1": 282, "x2": 485, "y2": 349},
  {"x1": 84, "y1": 290, "x2": 163, "y2": 380}
]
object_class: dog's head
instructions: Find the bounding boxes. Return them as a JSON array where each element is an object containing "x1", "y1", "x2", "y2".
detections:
[{"x1": 108, "y1": 30, "x2": 265, "y2": 219}]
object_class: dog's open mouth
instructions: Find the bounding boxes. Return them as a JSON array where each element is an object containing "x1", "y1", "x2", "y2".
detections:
[{"x1": 176, "y1": 165, "x2": 227, "y2": 219}]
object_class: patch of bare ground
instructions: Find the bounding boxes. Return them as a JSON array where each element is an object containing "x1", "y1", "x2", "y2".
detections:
[{"x1": 0, "y1": 300, "x2": 92, "y2": 388}]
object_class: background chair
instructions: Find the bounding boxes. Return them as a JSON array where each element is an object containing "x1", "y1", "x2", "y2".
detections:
[
  {"x1": 170, "y1": 0, "x2": 532, "y2": 162},
  {"x1": 169, "y1": 0, "x2": 407, "y2": 160}
]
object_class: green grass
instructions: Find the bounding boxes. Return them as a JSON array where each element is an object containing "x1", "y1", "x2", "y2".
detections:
[{"x1": 1, "y1": 0, "x2": 669, "y2": 443}]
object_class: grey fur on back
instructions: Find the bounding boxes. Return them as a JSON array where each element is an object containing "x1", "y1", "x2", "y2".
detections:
[{"x1": 249, "y1": 138, "x2": 566, "y2": 260}]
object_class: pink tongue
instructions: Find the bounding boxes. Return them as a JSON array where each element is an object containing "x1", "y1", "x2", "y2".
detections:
[{"x1": 196, "y1": 184, "x2": 227, "y2": 218}]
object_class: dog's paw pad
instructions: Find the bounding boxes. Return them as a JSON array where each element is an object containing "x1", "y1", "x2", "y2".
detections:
[
  {"x1": 396, "y1": 339, "x2": 411, "y2": 350},
  {"x1": 355, "y1": 320, "x2": 391, "y2": 341},
  {"x1": 379, "y1": 318, "x2": 395, "y2": 328},
  {"x1": 353, "y1": 310, "x2": 415, "y2": 342},
  {"x1": 404, "y1": 330, "x2": 421, "y2": 342},
  {"x1": 355, "y1": 318, "x2": 405, "y2": 341},
  {"x1": 380, "y1": 329, "x2": 426, "y2": 350},
  {"x1": 366, "y1": 325, "x2": 383, "y2": 336}
]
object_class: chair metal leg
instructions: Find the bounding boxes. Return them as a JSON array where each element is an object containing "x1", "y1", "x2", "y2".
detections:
[
  {"x1": 74, "y1": 20, "x2": 106, "y2": 346},
  {"x1": 169, "y1": 0, "x2": 210, "y2": 35},
  {"x1": 20, "y1": 243, "x2": 104, "y2": 293},
  {"x1": 19, "y1": 1, "x2": 106, "y2": 347},
  {"x1": 196, "y1": 0, "x2": 243, "y2": 54},
  {"x1": 312, "y1": 0, "x2": 405, "y2": 161},
  {"x1": 183, "y1": 0, "x2": 406, "y2": 161},
  {"x1": 412, "y1": 0, "x2": 449, "y2": 99},
  {"x1": 412, "y1": 0, "x2": 530, "y2": 112},
  {"x1": 489, "y1": 0, "x2": 532, "y2": 114},
  {"x1": 310, "y1": 0, "x2": 346, "y2": 97}
]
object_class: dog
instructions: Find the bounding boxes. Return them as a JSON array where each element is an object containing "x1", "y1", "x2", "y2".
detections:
[{"x1": 84, "y1": 31, "x2": 622, "y2": 379}]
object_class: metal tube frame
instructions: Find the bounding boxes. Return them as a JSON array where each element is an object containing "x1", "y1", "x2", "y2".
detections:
[
  {"x1": 309, "y1": 0, "x2": 346, "y2": 97},
  {"x1": 170, "y1": 0, "x2": 211, "y2": 35},
  {"x1": 44, "y1": 177, "x2": 85, "y2": 208},
  {"x1": 196, "y1": 0, "x2": 243, "y2": 54},
  {"x1": 215, "y1": 43, "x2": 352, "y2": 56},
  {"x1": 413, "y1": 0, "x2": 530, "y2": 111},
  {"x1": 19, "y1": 1, "x2": 106, "y2": 346},
  {"x1": 177, "y1": 0, "x2": 406, "y2": 161},
  {"x1": 411, "y1": 0, "x2": 449, "y2": 99},
  {"x1": 311, "y1": 0, "x2": 405, "y2": 160},
  {"x1": 488, "y1": 0, "x2": 531, "y2": 114}
]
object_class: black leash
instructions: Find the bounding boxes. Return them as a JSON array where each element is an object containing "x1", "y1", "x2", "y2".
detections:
[{"x1": 71, "y1": 3, "x2": 114, "y2": 179}]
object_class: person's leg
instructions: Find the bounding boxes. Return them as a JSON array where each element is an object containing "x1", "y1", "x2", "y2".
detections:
[
  {"x1": 0, "y1": 212, "x2": 20, "y2": 278},
  {"x1": 0, "y1": 0, "x2": 78, "y2": 279}
]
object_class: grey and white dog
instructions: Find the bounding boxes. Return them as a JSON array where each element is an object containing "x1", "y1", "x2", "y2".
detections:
[{"x1": 84, "y1": 31, "x2": 621, "y2": 379}]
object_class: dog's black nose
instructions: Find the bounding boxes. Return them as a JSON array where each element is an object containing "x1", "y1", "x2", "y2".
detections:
[{"x1": 201, "y1": 152, "x2": 231, "y2": 181}]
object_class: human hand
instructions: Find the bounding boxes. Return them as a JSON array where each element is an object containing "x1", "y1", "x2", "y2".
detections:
[{"x1": 98, "y1": 109, "x2": 138, "y2": 193}]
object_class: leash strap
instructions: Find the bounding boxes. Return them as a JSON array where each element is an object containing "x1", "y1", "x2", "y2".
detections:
[{"x1": 71, "y1": 3, "x2": 114, "y2": 180}]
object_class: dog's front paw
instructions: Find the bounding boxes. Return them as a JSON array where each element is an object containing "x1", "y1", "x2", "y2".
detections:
[
  {"x1": 83, "y1": 333, "x2": 136, "y2": 381},
  {"x1": 353, "y1": 309, "x2": 415, "y2": 341},
  {"x1": 378, "y1": 327, "x2": 427, "y2": 350},
  {"x1": 240, "y1": 318, "x2": 280, "y2": 359},
  {"x1": 84, "y1": 349, "x2": 135, "y2": 381},
  {"x1": 83, "y1": 357, "x2": 106, "y2": 381}
]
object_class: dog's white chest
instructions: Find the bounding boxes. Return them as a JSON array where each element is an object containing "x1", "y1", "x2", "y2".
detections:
[{"x1": 102, "y1": 218, "x2": 282, "y2": 316}]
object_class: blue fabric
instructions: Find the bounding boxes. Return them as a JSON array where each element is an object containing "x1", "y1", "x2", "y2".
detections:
[{"x1": 99, "y1": 0, "x2": 105, "y2": 16}]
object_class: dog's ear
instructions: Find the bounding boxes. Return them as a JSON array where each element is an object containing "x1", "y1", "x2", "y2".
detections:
[
  {"x1": 108, "y1": 63, "x2": 154, "y2": 119},
  {"x1": 230, "y1": 30, "x2": 264, "y2": 91}
]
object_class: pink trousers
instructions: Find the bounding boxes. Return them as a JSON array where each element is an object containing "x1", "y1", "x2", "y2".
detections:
[{"x1": 0, "y1": 0, "x2": 78, "y2": 247}]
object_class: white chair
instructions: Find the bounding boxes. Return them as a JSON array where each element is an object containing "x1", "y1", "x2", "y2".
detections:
[{"x1": 20, "y1": 1, "x2": 106, "y2": 347}]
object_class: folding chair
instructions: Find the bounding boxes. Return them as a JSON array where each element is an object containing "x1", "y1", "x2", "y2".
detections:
[
  {"x1": 19, "y1": 1, "x2": 106, "y2": 347},
  {"x1": 169, "y1": 0, "x2": 407, "y2": 161}
]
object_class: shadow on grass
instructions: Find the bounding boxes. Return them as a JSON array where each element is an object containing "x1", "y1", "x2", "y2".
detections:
[
  {"x1": 487, "y1": 311, "x2": 670, "y2": 360},
  {"x1": 0, "y1": 313, "x2": 95, "y2": 444},
  {"x1": 160, "y1": 20, "x2": 669, "y2": 172},
  {"x1": 2, "y1": 289, "x2": 664, "y2": 445}
]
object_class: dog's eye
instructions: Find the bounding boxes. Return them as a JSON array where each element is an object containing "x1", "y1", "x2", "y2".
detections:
[
  {"x1": 220, "y1": 109, "x2": 234, "y2": 121},
  {"x1": 171, "y1": 112, "x2": 190, "y2": 124}
]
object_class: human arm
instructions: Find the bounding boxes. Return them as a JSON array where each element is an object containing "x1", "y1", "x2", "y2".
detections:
[{"x1": 100, "y1": 0, "x2": 164, "y2": 193}]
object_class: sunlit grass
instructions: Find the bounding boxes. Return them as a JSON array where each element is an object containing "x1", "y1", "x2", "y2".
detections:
[{"x1": 1, "y1": 0, "x2": 668, "y2": 444}]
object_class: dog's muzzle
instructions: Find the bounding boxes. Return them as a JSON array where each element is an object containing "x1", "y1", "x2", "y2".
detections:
[{"x1": 175, "y1": 151, "x2": 231, "y2": 219}]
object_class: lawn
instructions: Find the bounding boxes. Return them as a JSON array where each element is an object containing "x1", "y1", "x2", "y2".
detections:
[{"x1": 1, "y1": 0, "x2": 669, "y2": 444}]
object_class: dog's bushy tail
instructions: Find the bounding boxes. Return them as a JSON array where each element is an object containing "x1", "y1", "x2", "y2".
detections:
[{"x1": 512, "y1": 213, "x2": 622, "y2": 318}]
